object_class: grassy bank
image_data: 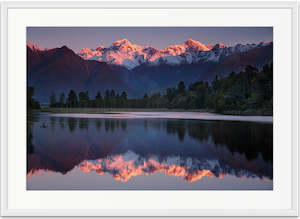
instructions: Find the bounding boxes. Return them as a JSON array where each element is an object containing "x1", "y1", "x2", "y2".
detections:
[{"x1": 35, "y1": 107, "x2": 272, "y2": 116}]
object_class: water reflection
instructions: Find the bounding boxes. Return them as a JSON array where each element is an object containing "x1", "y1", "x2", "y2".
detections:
[
  {"x1": 27, "y1": 113, "x2": 273, "y2": 190},
  {"x1": 68, "y1": 117, "x2": 77, "y2": 132}
]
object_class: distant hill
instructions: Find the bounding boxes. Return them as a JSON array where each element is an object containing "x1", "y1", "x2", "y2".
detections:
[{"x1": 27, "y1": 45, "x2": 130, "y2": 103}]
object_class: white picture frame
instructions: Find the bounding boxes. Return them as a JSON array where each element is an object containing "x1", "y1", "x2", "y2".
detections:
[{"x1": 0, "y1": 1, "x2": 299, "y2": 217}]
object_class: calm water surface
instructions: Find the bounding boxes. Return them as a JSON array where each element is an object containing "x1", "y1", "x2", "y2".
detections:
[{"x1": 27, "y1": 112, "x2": 273, "y2": 190}]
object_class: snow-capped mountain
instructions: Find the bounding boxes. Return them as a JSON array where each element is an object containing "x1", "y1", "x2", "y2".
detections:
[
  {"x1": 27, "y1": 40, "x2": 273, "y2": 102},
  {"x1": 78, "y1": 39, "x2": 273, "y2": 70}
]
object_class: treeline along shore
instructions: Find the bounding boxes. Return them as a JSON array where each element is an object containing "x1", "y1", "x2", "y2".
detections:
[{"x1": 28, "y1": 64, "x2": 273, "y2": 116}]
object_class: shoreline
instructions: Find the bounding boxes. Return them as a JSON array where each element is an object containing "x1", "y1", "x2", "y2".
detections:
[
  {"x1": 43, "y1": 111, "x2": 273, "y2": 123},
  {"x1": 34, "y1": 107, "x2": 273, "y2": 116}
]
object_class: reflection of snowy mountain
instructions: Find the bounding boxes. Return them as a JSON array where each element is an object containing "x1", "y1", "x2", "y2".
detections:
[
  {"x1": 78, "y1": 151, "x2": 271, "y2": 183},
  {"x1": 27, "y1": 115, "x2": 273, "y2": 184}
]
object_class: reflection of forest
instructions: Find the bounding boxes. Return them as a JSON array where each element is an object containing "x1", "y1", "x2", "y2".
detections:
[
  {"x1": 27, "y1": 120, "x2": 34, "y2": 154},
  {"x1": 27, "y1": 113, "x2": 40, "y2": 154},
  {"x1": 55, "y1": 117, "x2": 127, "y2": 133},
  {"x1": 41, "y1": 116, "x2": 272, "y2": 162},
  {"x1": 27, "y1": 115, "x2": 273, "y2": 179},
  {"x1": 157, "y1": 119, "x2": 272, "y2": 163}
]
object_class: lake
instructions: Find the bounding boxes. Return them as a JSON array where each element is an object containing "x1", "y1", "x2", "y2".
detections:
[{"x1": 27, "y1": 112, "x2": 273, "y2": 190}]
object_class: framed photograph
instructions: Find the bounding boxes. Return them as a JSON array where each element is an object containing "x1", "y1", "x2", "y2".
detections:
[{"x1": 0, "y1": 1, "x2": 299, "y2": 217}]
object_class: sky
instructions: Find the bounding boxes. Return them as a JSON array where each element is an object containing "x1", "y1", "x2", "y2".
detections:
[{"x1": 27, "y1": 27, "x2": 273, "y2": 52}]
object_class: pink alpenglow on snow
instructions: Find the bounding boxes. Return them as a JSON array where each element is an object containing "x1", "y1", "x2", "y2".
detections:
[{"x1": 77, "y1": 38, "x2": 273, "y2": 69}]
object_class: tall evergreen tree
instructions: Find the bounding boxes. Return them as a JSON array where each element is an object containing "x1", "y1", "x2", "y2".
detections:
[
  {"x1": 59, "y1": 92, "x2": 65, "y2": 107},
  {"x1": 143, "y1": 93, "x2": 149, "y2": 108},
  {"x1": 50, "y1": 92, "x2": 56, "y2": 107},
  {"x1": 178, "y1": 81, "x2": 186, "y2": 95},
  {"x1": 27, "y1": 86, "x2": 40, "y2": 110},
  {"x1": 121, "y1": 91, "x2": 127, "y2": 100},
  {"x1": 120, "y1": 91, "x2": 127, "y2": 108},
  {"x1": 67, "y1": 90, "x2": 78, "y2": 108},
  {"x1": 110, "y1": 90, "x2": 116, "y2": 107},
  {"x1": 78, "y1": 91, "x2": 90, "y2": 107},
  {"x1": 104, "y1": 90, "x2": 110, "y2": 107},
  {"x1": 95, "y1": 92, "x2": 103, "y2": 108}
]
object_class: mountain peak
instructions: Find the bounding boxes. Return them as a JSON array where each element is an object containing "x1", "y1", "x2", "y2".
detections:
[
  {"x1": 95, "y1": 45, "x2": 105, "y2": 51},
  {"x1": 185, "y1": 38, "x2": 198, "y2": 45},
  {"x1": 59, "y1": 45, "x2": 73, "y2": 52},
  {"x1": 112, "y1": 38, "x2": 131, "y2": 46},
  {"x1": 27, "y1": 41, "x2": 44, "y2": 51},
  {"x1": 184, "y1": 39, "x2": 209, "y2": 51},
  {"x1": 56, "y1": 45, "x2": 77, "y2": 56},
  {"x1": 213, "y1": 43, "x2": 227, "y2": 50}
]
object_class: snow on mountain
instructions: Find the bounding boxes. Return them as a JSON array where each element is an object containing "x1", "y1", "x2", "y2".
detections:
[
  {"x1": 26, "y1": 41, "x2": 45, "y2": 51},
  {"x1": 77, "y1": 39, "x2": 273, "y2": 70},
  {"x1": 77, "y1": 151, "x2": 268, "y2": 183}
]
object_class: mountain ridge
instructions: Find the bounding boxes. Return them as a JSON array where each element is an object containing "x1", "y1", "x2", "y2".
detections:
[{"x1": 75, "y1": 39, "x2": 272, "y2": 70}]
